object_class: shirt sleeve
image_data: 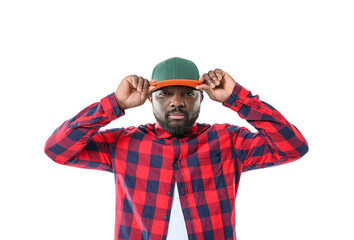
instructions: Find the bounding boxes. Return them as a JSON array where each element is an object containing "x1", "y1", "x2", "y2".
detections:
[
  {"x1": 44, "y1": 93, "x2": 125, "y2": 172},
  {"x1": 223, "y1": 83, "x2": 309, "y2": 172}
]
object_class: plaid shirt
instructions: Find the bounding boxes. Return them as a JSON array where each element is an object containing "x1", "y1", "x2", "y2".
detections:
[{"x1": 44, "y1": 83, "x2": 308, "y2": 240}]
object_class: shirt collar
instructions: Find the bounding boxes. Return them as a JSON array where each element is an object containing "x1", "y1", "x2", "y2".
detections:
[{"x1": 155, "y1": 121, "x2": 198, "y2": 139}]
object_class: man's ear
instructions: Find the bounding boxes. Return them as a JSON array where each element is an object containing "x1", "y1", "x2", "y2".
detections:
[{"x1": 200, "y1": 92, "x2": 204, "y2": 102}]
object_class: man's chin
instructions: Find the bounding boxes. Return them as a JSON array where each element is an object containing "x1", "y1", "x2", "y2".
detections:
[
  {"x1": 154, "y1": 111, "x2": 199, "y2": 137},
  {"x1": 159, "y1": 120, "x2": 191, "y2": 136}
]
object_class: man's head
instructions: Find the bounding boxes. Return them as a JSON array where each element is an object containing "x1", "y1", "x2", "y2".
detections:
[{"x1": 149, "y1": 57, "x2": 203, "y2": 137}]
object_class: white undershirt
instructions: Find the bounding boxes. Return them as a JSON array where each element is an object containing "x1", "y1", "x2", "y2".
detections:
[{"x1": 166, "y1": 183, "x2": 189, "y2": 239}]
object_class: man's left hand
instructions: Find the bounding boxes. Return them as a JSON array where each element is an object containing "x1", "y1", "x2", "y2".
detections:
[{"x1": 196, "y1": 69, "x2": 236, "y2": 103}]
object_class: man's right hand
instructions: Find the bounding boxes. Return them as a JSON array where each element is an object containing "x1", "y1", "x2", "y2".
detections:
[{"x1": 114, "y1": 75, "x2": 156, "y2": 110}]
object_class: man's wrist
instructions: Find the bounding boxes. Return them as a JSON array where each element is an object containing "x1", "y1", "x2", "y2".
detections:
[
  {"x1": 222, "y1": 83, "x2": 248, "y2": 111},
  {"x1": 114, "y1": 93, "x2": 128, "y2": 111},
  {"x1": 103, "y1": 93, "x2": 125, "y2": 119}
]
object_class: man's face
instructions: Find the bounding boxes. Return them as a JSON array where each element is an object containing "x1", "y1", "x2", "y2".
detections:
[{"x1": 150, "y1": 86, "x2": 203, "y2": 137}]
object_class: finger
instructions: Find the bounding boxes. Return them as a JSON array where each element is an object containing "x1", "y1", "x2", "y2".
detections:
[
  {"x1": 208, "y1": 70, "x2": 220, "y2": 86},
  {"x1": 196, "y1": 84, "x2": 214, "y2": 98},
  {"x1": 202, "y1": 73, "x2": 215, "y2": 88},
  {"x1": 215, "y1": 69, "x2": 223, "y2": 81},
  {"x1": 137, "y1": 76, "x2": 144, "y2": 92},
  {"x1": 198, "y1": 76, "x2": 205, "y2": 83},
  {"x1": 128, "y1": 75, "x2": 138, "y2": 88},
  {"x1": 145, "y1": 79, "x2": 157, "y2": 95},
  {"x1": 146, "y1": 85, "x2": 157, "y2": 96},
  {"x1": 142, "y1": 78, "x2": 149, "y2": 92}
]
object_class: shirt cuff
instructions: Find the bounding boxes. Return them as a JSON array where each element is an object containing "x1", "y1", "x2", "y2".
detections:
[
  {"x1": 100, "y1": 93, "x2": 125, "y2": 120},
  {"x1": 222, "y1": 83, "x2": 249, "y2": 112}
]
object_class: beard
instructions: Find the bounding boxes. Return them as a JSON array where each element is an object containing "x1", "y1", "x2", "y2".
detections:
[{"x1": 154, "y1": 107, "x2": 200, "y2": 138}]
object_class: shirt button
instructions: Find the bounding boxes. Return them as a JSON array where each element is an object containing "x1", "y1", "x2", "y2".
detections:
[
  {"x1": 164, "y1": 216, "x2": 168, "y2": 221},
  {"x1": 172, "y1": 162, "x2": 177, "y2": 167},
  {"x1": 168, "y1": 192, "x2": 172, "y2": 196},
  {"x1": 113, "y1": 111, "x2": 117, "y2": 116},
  {"x1": 258, "y1": 105, "x2": 262, "y2": 109}
]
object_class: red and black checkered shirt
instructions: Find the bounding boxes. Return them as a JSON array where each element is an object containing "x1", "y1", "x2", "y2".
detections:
[{"x1": 44, "y1": 83, "x2": 308, "y2": 240}]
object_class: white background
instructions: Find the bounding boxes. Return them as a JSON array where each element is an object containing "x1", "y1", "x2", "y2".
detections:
[{"x1": 1, "y1": 0, "x2": 353, "y2": 239}]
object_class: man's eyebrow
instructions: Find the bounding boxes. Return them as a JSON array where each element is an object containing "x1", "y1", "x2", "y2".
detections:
[{"x1": 160, "y1": 89, "x2": 171, "y2": 92}]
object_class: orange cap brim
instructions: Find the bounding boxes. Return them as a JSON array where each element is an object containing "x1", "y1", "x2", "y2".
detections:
[{"x1": 150, "y1": 79, "x2": 202, "y2": 90}]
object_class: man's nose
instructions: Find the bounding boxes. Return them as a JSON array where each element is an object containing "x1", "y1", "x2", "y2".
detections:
[{"x1": 170, "y1": 93, "x2": 185, "y2": 108}]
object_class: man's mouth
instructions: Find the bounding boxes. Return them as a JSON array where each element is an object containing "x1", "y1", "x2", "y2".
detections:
[
  {"x1": 168, "y1": 113, "x2": 186, "y2": 120},
  {"x1": 165, "y1": 108, "x2": 189, "y2": 121}
]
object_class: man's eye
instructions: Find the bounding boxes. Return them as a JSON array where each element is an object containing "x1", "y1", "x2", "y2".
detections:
[
  {"x1": 184, "y1": 92, "x2": 195, "y2": 97},
  {"x1": 158, "y1": 91, "x2": 169, "y2": 96}
]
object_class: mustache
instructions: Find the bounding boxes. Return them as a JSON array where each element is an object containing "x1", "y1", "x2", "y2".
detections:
[{"x1": 164, "y1": 108, "x2": 189, "y2": 119}]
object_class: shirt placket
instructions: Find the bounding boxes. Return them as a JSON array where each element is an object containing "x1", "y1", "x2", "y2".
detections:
[{"x1": 171, "y1": 139, "x2": 196, "y2": 240}]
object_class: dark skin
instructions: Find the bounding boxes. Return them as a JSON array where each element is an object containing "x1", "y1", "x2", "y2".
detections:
[
  {"x1": 114, "y1": 69, "x2": 237, "y2": 128},
  {"x1": 150, "y1": 86, "x2": 203, "y2": 129},
  {"x1": 196, "y1": 69, "x2": 237, "y2": 104}
]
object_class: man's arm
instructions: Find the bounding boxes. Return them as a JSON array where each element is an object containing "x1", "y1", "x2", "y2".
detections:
[
  {"x1": 44, "y1": 75, "x2": 156, "y2": 171},
  {"x1": 197, "y1": 69, "x2": 308, "y2": 172},
  {"x1": 223, "y1": 82, "x2": 308, "y2": 171}
]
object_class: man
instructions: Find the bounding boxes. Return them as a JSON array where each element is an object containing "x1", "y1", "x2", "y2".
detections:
[{"x1": 44, "y1": 57, "x2": 308, "y2": 240}]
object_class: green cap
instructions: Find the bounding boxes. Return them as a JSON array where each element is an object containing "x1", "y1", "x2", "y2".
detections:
[{"x1": 151, "y1": 57, "x2": 201, "y2": 90}]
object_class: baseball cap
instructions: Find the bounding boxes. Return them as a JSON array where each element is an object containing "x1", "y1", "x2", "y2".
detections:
[{"x1": 151, "y1": 57, "x2": 202, "y2": 90}]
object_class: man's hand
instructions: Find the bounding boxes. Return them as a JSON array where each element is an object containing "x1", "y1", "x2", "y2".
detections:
[
  {"x1": 115, "y1": 75, "x2": 156, "y2": 110},
  {"x1": 196, "y1": 69, "x2": 236, "y2": 103}
]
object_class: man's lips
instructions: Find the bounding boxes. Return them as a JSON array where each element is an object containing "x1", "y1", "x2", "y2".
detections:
[{"x1": 168, "y1": 113, "x2": 186, "y2": 120}]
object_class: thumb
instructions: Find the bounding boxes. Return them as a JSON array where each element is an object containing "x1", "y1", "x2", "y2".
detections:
[
  {"x1": 146, "y1": 85, "x2": 157, "y2": 96},
  {"x1": 196, "y1": 84, "x2": 214, "y2": 98},
  {"x1": 146, "y1": 79, "x2": 157, "y2": 96}
]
